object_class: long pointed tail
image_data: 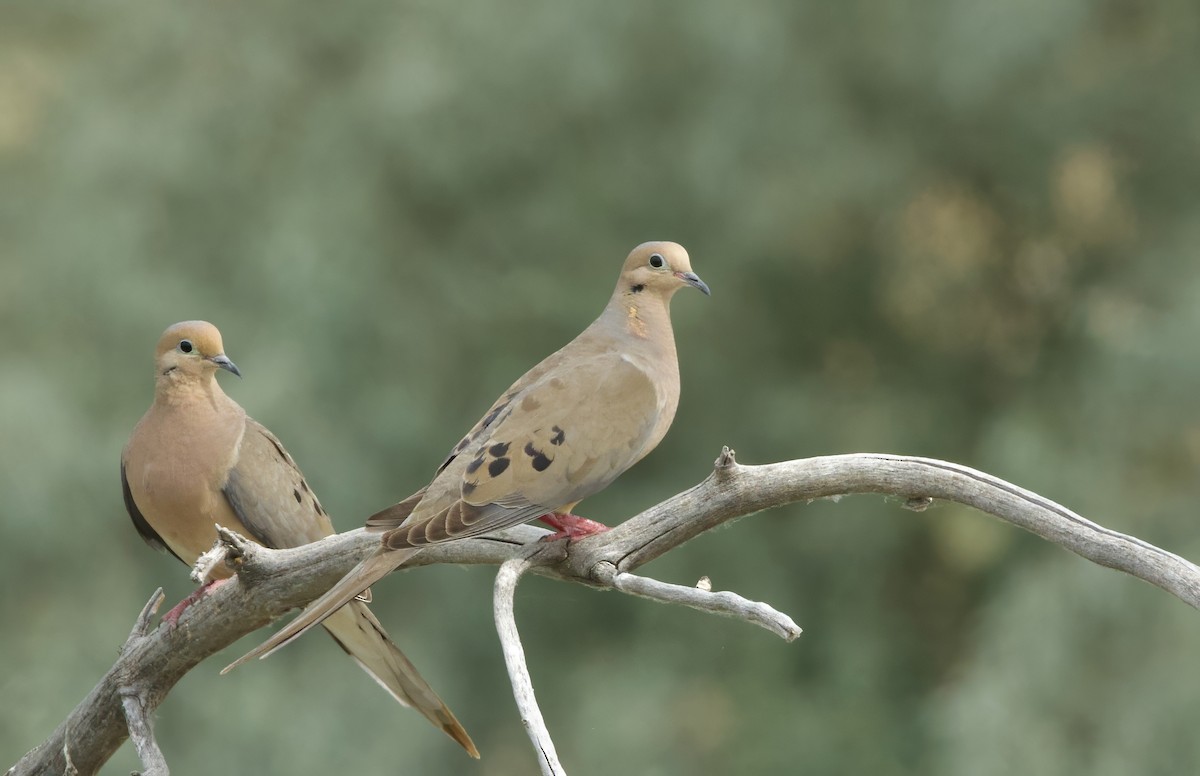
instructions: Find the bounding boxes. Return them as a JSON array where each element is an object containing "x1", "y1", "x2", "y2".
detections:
[
  {"x1": 321, "y1": 601, "x2": 478, "y2": 757},
  {"x1": 222, "y1": 549, "x2": 414, "y2": 672}
]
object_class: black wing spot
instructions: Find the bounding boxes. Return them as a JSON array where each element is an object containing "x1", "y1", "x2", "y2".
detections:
[
  {"x1": 489, "y1": 441, "x2": 511, "y2": 457},
  {"x1": 524, "y1": 443, "x2": 552, "y2": 472},
  {"x1": 466, "y1": 456, "x2": 484, "y2": 474},
  {"x1": 630, "y1": 283, "x2": 645, "y2": 293},
  {"x1": 300, "y1": 480, "x2": 310, "y2": 492},
  {"x1": 314, "y1": 502, "x2": 325, "y2": 516},
  {"x1": 481, "y1": 399, "x2": 511, "y2": 429},
  {"x1": 550, "y1": 426, "x2": 565, "y2": 446},
  {"x1": 488, "y1": 457, "x2": 510, "y2": 477},
  {"x1": 293, "y1": 488, "x2": 302, "y2": 503},
  {"x1": 462, "y1": 480, "x2": 478, "y2": 496}
]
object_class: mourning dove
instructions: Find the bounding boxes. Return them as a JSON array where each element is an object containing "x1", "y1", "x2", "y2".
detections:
[
  {"x1": 121, "y1": 321, "x2": 478, "y2": 758},
  {"x1": 230, "y1": 241, "x2": 709, "y2": 666}
]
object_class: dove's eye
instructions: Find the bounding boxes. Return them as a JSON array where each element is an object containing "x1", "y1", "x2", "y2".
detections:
[
  {"x1": 648, "y1": 253, "x2": 665, "y2": 269},
  {"x1": 178, "y1": 340, "x2": 194, "y2": 354}
]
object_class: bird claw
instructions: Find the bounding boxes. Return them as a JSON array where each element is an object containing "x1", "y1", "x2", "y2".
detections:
[
  {"x1": 162, "y1": 578, "x2": 229, "y2": 628},
  {"x1": 538, "y1": 513, "x2": 611, "y2": 542}
]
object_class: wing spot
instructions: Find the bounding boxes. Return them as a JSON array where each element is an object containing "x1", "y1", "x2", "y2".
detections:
[
  {"x1": 466, "y1": 456, "x2": 484, "y2": 475},
  {"x1": 488, "y1": 457, "x2": 510, "y2": 477},
  {"x1": 549, "y1": 377, "x2": 566, "y2": 390},
  {"x1": 293, "y1": 488, "x2": 302, "y2": 503},
  {"x1": 300, "y1": 480, "x2": 310, "y2": 492},
  {"x1": 462, "y1": 480, "x2": 478, "y2": 496},
  {"x1": 489, "y1": 441, "x2": 511, "y2": 457},
  {"x1": 481, "y1": 400, "x2": 511, "y2": 429},
  {"x1": 550, "y1": 426, "x2": 565, "y2": 446},
  {"x1": 521, "y1": 395, "x2": 541, "y2": 412},
  {"x1": 524, "y1": 443, "x2": 552, "y2": 472}
]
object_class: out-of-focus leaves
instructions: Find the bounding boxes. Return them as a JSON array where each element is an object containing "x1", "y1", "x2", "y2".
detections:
[{"x1": 3, "y1": 1, "x2": 1200, "y2": 773}]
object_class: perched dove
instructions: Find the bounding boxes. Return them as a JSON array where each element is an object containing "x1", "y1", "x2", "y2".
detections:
[
  {"x1": 121, "y1": 321, "x2": 478, "y2": 758},
  {"x1": 230, "y1": 241, "x2": 709, "y2": 667}
]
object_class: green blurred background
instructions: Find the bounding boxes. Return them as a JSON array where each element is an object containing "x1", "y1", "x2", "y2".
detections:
[{"x1": 4, "y1": 1, "x2": 1200, "y2": 773}]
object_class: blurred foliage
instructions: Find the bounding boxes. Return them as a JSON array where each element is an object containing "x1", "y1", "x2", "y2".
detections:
[{"x1": 3, "y1": 1, "x2": 1200, "y2": 773}]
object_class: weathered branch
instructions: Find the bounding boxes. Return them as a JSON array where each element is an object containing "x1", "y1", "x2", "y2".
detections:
[
  {"x1": 494, "y1": 554, "x2": 566, "y2": 776},
  {"x1": 597, "y1": 566, "x2": 802, "y2": 641},
  {"x1": 119, "y1": 691, "x2": 167, "y2": 776},
  {"x1": 11, "y1": 450, "x2": 1200, "y2": 775},
  {"x1": 118, "y1": 589, "x2": 170, "y2": 776}
]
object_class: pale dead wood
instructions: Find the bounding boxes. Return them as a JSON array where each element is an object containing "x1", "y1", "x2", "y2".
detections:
[
  {"x1": 118, "y1": 589, "x2": 170, "y2": 776},
  {"x1": 597, "y1": 566, "x2": 802, "y2": 641},
  {"x1": 11, "y1": 449, "x2": 1200, "y2": 775},
  {"x1": 494, "y1": 553, "x2": 567, "y2": 776},
  {"x1": 119, "y1": 690, "x2": 167, "y2": 776}
]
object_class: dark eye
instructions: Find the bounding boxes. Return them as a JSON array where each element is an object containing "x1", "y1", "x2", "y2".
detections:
[
  {"x1": 649, "y1": 253, "x2": 665, "y2": 269},
  {"x1": 179, "y1": 339, "x2": 194, "y2": 354}
]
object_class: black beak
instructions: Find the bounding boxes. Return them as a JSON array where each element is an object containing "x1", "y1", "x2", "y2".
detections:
[
  {"x1": 675, "y1": 271, "x2": 711, "y2": 296},
  {"x1": 210, "y1": 354, "x2": 242, "y2": 378}
]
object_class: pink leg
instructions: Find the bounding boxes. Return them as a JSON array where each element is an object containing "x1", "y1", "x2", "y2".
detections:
[
  {"x1": 538, "y1": 512, "x2": 611, "y2": 542},
  {"x1": 163, "y1": 578, "x2": 231, "y2": 628}
]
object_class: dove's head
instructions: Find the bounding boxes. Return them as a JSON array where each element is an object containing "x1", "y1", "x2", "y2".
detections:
[
  {"x1": 153, "y1": 320, "x2": 241, "y2": 380},
  {"x1": 619, "y1": 241, "x2": 710, "y2": 300}
]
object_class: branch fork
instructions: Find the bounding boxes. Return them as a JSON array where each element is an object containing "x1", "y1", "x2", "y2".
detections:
[{"x1": 13, "y1": 447, "x2": 1200, "y2": 776}]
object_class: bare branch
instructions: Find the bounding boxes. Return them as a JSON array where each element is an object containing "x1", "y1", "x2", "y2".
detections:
[
  {"x1": 190, "y1": 540, "x2": 228, "y2": 585},
  {"x1": 11, "y1": 450, "x2": 1200, "y2": 775},
  {"x1": 119, "y1": 689, "x2": 167, "y2": 776},
  {"x1": 596, "y1": 564, "x2": 802, "y2": 641},
  {"x1": 494, "y1": 552, "x2": 568, "y2": 776},
  {"x1": 117, "y1": 589, "x2": 170, "y2": 776},
  {"x1": 561, "y1": 451, "x2": 1200, "y2": 609},
  {"x1": 123, "y1": 588, "x2": 165, "y2": 652}
]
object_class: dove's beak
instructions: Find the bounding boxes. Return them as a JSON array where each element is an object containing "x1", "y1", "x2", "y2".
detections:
[
  {"x1": 676, "y1": 271, "x2": 711, "y2": 296},
  {"x1": 210, "y1": 354, "x2": 242, "y2": 378}
]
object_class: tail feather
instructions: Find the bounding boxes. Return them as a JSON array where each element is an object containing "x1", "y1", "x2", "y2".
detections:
[
  {"x1": 322, "y1": 602, "x2": 478, "y2": 758},
  {"x1": 365, "y1": 488, "x2": 425, "y2": 531},
  {"x1": 222, "y1": 549, "x2": 413, "y2": 672},
  {"x1": 221, "y1": 548, "x2": 480, "y2": 754}
]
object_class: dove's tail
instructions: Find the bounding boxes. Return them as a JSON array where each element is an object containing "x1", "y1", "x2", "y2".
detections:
[
  {"x1": 320, "y1": 600, "x2": 479, "y2": 757},
  {"x1": 222, "y1": 549, "x2": 415, "y2": 670}
]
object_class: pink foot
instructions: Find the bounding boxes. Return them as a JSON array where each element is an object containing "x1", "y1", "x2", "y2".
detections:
[
  {"x1": 538, "y1": 513, "x2": 611, "y2": 542},
  {"x1": 163, "y1": 578, "x2": 230, "y2": 628}
]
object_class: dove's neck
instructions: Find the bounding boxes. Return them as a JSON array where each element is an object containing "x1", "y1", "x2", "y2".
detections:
[
  {"x1": 155, "y1": 370, "x2": 233, "y2": 412},
  {"x1": 598, "y1": 287, "x2": 679, "y2": 363},
  {"x1": 593, "y1": 286, "x2": 683, "y2": 457}
]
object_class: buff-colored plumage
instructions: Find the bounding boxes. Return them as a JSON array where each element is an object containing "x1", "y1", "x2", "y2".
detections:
[
  {"x1": 230, "y1": 241, "x2": 709, "y2": 666},
  {"x1": 122, "y1": 321, "x2": 477, "y2": 757}
]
